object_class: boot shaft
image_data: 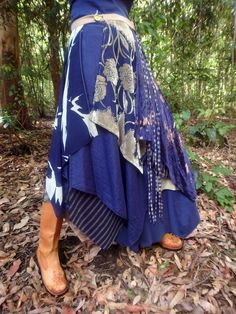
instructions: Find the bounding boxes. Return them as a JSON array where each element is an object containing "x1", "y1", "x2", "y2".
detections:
[{"x1": 38, "y1": 202, "x2": 63, "y2": 255}]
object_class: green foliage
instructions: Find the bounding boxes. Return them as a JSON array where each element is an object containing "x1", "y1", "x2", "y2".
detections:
[
  {"x1": 132, "y1": 0, "x2": 236, "y2": 116},
  {"x1": 161, "y1": 108, "x2": 235, "y2": 212},
  {"x1": 0, "y1": 110, "x2": 13, "y2": 129},
  {"x1": 0, "y1": 109, "x2": 21, "y2": 131},
  {"x1": 174, "y1": 107, "x2": 235, "y2": 147},
  {"x1": 189, "y1": 123, "x2": 218, "y2": 144},
  {"x1": 215, "y1": 187, "x2": 234, "y2": 213},
  {"x1": 173, "y1": 110, "x2": 191, "y2": 131},
  {"x1": 1, "y1": 64, "x2": 15, "y2": 79},
  {"x1": 188, "y1": 151, "x2": 235, "y2": 212},
  {"x1": 188, "y1": 121, "x2": 235, "y2": 146},
  {"x1": 13, "y1": 0, "x2": 235, "y2": 119},
  {"x1": 17, "y1": 0, "x2": 69, "y2": 117},
  {"x1": 158, "y1": 259, "x2": 170, "y2": 271}
]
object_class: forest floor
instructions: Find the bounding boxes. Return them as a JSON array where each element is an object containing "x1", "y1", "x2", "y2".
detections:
[{"x1": 0, "y1": 119, "x2": 236, "y2": 314}]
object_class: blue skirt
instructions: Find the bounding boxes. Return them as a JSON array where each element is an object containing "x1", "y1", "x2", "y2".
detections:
[{"x1": 45, "y1": 20, "x2": 200, "y2": 252}]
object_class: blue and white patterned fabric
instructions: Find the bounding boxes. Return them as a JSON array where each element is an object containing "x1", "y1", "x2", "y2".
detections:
[
  {"x1": 44, "y1": 0, "x2": 200, "y2": 251},
  {"x1": 69, "y1": 0, "x2": 134, "y2": 21}
]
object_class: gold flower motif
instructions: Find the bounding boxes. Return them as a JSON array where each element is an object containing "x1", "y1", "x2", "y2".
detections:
[
  {"x1": 93, "y1": 75, "x2": 107, "y2": 103},
  {"x1": 119, "y1": 63, "x2": 135, "y2": 93},
  {"x1": 104, "y1": 59, "x2": 118, "y2": 86}
]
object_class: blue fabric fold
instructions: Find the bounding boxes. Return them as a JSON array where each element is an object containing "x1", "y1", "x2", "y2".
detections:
[
  {"x1": 44, "y1": 16, "x2": 200, "y2": 252},
  {"x1": 65, "y1": 128, "x2": 200, "y2": 252}
]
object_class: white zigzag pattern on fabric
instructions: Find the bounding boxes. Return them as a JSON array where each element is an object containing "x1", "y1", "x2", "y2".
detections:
[{"x1": 70, "y1": 95, "x2": 99, "y2": 137}]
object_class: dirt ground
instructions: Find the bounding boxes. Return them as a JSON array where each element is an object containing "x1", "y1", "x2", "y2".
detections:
[{"x1": 0, "y1": 119, "x2": 235, "y2": 314}]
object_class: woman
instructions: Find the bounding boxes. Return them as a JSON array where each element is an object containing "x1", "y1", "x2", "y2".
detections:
[{"x1": 37, "y1": 0, "x2": 200, "y2": 296}]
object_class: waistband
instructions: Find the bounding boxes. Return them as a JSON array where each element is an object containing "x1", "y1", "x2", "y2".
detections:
[{"x1": 71, "y1": 13, "x2": 135, "y2": 32}]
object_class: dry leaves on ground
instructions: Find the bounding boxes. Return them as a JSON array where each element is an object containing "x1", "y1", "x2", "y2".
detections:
[{"x1": 0, "y1": 120, "x2": 235, "y2": 313}]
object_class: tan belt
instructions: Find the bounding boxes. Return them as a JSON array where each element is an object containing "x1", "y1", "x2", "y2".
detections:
[{"x1": 71, "y1": 13, "x2": 135, "y2": 31}]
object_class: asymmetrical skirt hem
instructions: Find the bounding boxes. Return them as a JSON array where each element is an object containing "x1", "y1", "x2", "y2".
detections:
[{"x1": 44, "y1": 19, "x2": 200, "y2": 252}]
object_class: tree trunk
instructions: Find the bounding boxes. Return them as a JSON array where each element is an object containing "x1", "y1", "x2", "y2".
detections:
[
  {"x1": 0, "y1": 3, "x2": 31, "y2": 128},
  {"x1": 48, "y1": 30, "x2": 61, "y2": 109},
  {"x1": 44, "y1": 0, "x2": 61, "y2": 109}
]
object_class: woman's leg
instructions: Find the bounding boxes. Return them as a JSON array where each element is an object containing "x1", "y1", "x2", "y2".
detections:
[{"x1": 36, "y1": 202, "x2": 68, "y2": 296}]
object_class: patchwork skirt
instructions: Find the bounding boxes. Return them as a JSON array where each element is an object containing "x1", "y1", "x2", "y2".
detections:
[{"x1": 44, "y1": 20, "x2": 200, "y2": 252}]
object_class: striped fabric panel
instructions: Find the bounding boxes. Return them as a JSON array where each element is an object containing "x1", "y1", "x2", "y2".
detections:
[{"x1": 67, "y1": 188, "x2": 124, "y2": 249}]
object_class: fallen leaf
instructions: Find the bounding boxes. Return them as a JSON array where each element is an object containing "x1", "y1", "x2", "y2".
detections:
[
  {"x1": 169, "y1": 289, "x2": 185, "y2": 308},
  {"x1": 13, "y1": 216, "x2": 29, "y2": 230},
  {"x1": 230, "y1": 287, "x2": 236, "y2": 296},
  {"x1": 192, "y1": 305, "x2": 205, "y2": 314},
  {"x1": 62, "y1": 304, "x2": 76, "y2": 314},
  {"x1": 198, "y1": 300, "x2": 217, "y2": 313},
  {"x1": 2, "y1": 222, "x2": 10, "y2": 232},
  {"x1": 0, "y1": 296, "x2": 7, "y2": 306},
  {"x1": 17, "y1": 291, "x2": 27, "y2": 308},
  {"x1": 0, "y1": 251, "x2": 15, "y2": 267},
  {"x1": 75, "y1": 298, "x2": 86, "y2": 311},
  {"x1": 225, "y1": 260, "x2": 236, "y2": 274},
  {"x1": 133, "y1": 295, "x2": 141, "y2": 305},
  {"x1": 174, "y1": 253, "x2": 182, "y2": 271},
  {"x1": 127, "y1": 248, "x2": 142, "y2": 268},
  {"x1": 28, "y1": 308, "x2": 50, "y2": 314},
  {"x1": 7, "y1": 259, "x2": 22, "y2": 278},
  {"x1": 16, "y1": 196, "x2": 27, "y2": 204},
  {"x1": 0, "y1": 197, "x2": 10, "y2": 205},
  {"x1": 0, "y1": 282, "x2": 7, "y2": 297},
  {"x1": 84, "y1": 245, "x2": 101, "y2": 262}
]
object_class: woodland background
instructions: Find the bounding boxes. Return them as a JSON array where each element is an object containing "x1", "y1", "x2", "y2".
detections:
[{"x1": 0, "y1": 0, "x2": 236, "y2": 313}]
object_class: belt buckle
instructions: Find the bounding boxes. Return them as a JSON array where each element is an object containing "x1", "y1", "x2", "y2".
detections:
[{"x1": 93, "y1": 13, "x2": 103, "y2": 22}]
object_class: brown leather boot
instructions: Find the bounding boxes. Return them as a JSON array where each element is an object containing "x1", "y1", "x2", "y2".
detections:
[
  {"x1": 159, "y1": 233, "x2": 183, "y2": 250},
  {"x1": 36, "y1": 202, "x2": 68, "y2": 296}
]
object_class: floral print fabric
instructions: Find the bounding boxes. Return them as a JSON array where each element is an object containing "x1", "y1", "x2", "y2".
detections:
[
  {"x1": 45, "y1": 20, "x2": 197, "y2": 224},
  {"x1": 89, "y1": 21, "x2": 197, "y2": 222}
]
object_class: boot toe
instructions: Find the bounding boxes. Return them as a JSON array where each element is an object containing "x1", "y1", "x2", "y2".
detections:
[
  {"x1": 159, "y1": 233, "x2": 183, "y2": 250},
  {"x1": 41, "y1": 269, "x2": 68, "y2": 296},
  {"x1": 36, "y1": 249, "x2": 68, "y2": 296},
  {"x1": 45, "y1": 272, "x2": 68, "y2": 296}
]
